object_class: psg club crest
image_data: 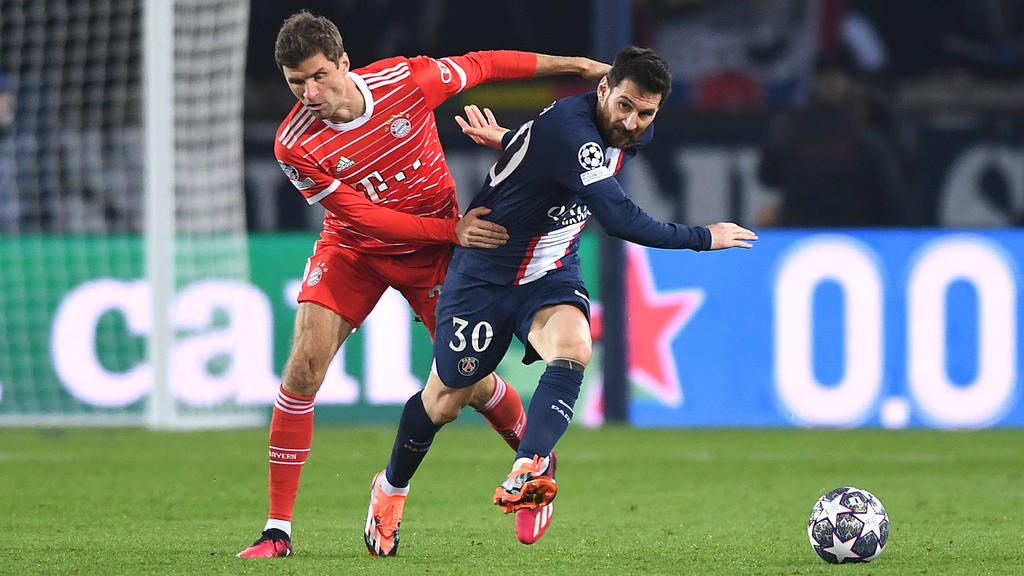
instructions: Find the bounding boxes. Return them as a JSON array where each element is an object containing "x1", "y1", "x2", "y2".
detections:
[
  {"x1": 458, "y1": 356, "x2": 479, "y2": 376},
  {"x1": 578, "y1": 142, "x2": 604, "y2": 169},
  {"x1": 387, "y1": 113, "x2": 412, "y2": 138}
]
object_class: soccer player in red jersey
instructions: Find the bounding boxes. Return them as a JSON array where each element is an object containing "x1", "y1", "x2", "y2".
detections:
[{"x1": 237, "y1": 11, "x2": 609, "y2": 558}]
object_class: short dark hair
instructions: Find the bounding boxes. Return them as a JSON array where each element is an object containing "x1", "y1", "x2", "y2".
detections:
[
  {"x1": 607, "y1": 46, "x2": 672, "y2": 104},
  {"x1": 274, "y1": 10, "x2": 345, "y2": 70}
]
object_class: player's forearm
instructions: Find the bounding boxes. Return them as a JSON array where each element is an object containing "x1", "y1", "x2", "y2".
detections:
[
  {"x1": 457, "y1": 51, "x2": 606, "y2": 88},
  {"x1": 605, "y1": 207, "x2": 710, "y2": 250},
  {"x1": 533, "y1": 54, "x2": 609, "y2": 80},
  {"x1": 318, "y1": 192, "x2": 457, "y2": 245},
  {"x1": 534, "y1": 55, "x2": 588, "y2": 76},
  {"x1": 353, "y1": 212, "x2": 458, "y2": 245},
  {"x1": 586, "y1": 184, "x2": 711, "y2": 250}
]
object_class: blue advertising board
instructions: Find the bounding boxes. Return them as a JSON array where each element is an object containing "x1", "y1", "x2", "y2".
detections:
[{"x1": 626, "y1": 230, "x2": 1023, "y2": 428}]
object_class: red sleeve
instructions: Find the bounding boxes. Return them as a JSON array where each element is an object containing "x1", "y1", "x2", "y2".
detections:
[
  {"x1": 410, "y1": 51, "x2": 539, "y2": 109},
  {"x1": 318, "y1": 183, "x2": 459, "y2": 245}
]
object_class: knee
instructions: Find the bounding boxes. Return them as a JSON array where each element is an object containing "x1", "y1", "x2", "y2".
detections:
[
  {"x1": 466, "y1": 375, "x2": 496, "y2": 411},
  {"x1": 422, "y1": 379, "x2": 473, "y2": 425},
  {"x1": 553, "y1": 335, "x2": 592, "y2": 368},
  {"x1": 424, "y1": 394, "x2": 464, "y2": 425},
  {"x1": 282, "y1": 350, "x2": 326, "y2": 398}
]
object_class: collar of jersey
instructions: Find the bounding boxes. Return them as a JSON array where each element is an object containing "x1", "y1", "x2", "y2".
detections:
[{"x1": 321, "y1": 72, "x2": 374, "y2": 131}]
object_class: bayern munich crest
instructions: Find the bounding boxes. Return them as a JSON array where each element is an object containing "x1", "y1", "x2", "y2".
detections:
[
  {"x1": 306, "y1": 265, "x2": 324, "y2": 287},
  {"x1": 578, "y1": 142, "x2": 604, "y2": 169},
  {"x1": 458, "y1": 356, "x2": 479, "y2": 376},
  {"x1": 387, "y1": 114, "x2": 412, "y2": 138}
]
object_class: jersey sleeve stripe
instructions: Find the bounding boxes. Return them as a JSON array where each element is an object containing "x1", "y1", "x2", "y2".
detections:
[
  {"x1": 279, "y1": 109, "x2": 311, "y2": 142},
  {"x1": 441, "y1": 57, "x2": 468, "y2": 92},
  {"x1": 283, "y1": 113, "x2": 317, "y2": 149},
  {"x1": 307, "y1": 179, "x2": 341, "y2": 205},
  {"x1": 360, "y1": 62, "x2": 409, "y2": 82},
  {"x1": 279, "y1": 109, "x2": 313, "y2": 147},
  {"x1": 365, "y1": 70, "x2": 411, "y2": 90}
]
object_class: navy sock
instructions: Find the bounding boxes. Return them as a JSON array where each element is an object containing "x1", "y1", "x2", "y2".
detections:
[
  {"x1": 386, "y1": 391, "x2": 441, "y2": 488},
  {"x1": 517, "y1": 364, "x2": 583, "y2": 461}
]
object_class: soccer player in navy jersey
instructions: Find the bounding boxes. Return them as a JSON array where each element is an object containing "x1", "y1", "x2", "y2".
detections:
[
  {"x1": 366, "y1": 46, "x2": 757, "y2": 549},
  {"x1": 237, "y1": 11, "x2": 610, "y2": 559}
]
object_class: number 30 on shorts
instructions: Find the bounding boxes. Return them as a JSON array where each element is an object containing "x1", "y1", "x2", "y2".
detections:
[{"x1": 448, "y1": 317, "x2": 493, "y2": 352}]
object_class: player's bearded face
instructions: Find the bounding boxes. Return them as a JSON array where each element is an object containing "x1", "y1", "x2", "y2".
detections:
[
  {"x1": 596, "y1": 77, "x2": 661, "y2": 149},
  {"x1": 282, "y1": 53, "x2": 351, "y2": 122}
]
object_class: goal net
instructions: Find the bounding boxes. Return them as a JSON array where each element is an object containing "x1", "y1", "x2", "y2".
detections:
[{"x1": 0, "y1": 0, "x2": 265, "y2": 428}]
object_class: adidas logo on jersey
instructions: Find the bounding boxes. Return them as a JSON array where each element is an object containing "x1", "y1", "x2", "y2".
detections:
[{"x1": 335, "y1": 156, "x2": 355, "y2": 172}]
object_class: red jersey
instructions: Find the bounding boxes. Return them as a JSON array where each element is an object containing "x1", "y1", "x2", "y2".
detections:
[{"x1": 275, "y1": 51, "x2": 538, "y2": 254}]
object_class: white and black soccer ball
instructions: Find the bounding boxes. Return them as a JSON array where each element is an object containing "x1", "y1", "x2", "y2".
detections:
[{"x1": 807, "y1": 486, "x2": 889, "y2": 564}]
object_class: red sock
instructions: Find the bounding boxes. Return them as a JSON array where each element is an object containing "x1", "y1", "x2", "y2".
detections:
[
  {"x1": 267, "y1": 386, "x2": 315, "y2": 522},
  {"x1": 477, "y1": 374, "x2": 525, "y2": 451}
]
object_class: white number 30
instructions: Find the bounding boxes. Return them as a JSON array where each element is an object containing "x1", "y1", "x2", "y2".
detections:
[{"x1": 449, "y1": 317, "x2": 494, "y2": 352}]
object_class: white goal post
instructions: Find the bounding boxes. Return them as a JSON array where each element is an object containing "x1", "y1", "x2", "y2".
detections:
[{"x1": 0, "y1": 0, "x2": 265, "y2": 429}]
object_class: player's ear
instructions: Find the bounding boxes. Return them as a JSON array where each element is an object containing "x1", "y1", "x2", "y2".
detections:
[
  {"x1": 337, "y1": 52, "x2": 349, "y2": 72},
  {"x1": 597, "y1": 76, "x2": 609, "y2": 103}
]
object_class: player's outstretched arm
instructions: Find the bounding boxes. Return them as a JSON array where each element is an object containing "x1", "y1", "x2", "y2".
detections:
[
  {"x1": 456, "y1": 206, "x2": 509, "y2": 248},
  {"x1": 316, "y1": 182, "x2": 508, "y2": 249},
  {"x1": 535, "y1": 55, "x2": 610, "y2": 81},
  {"x1": 707, "y1": 222, "x2": 758, "y2": 250},
  {"x1": 455, "y1": 105, "x2": 509, "y2": 150}
]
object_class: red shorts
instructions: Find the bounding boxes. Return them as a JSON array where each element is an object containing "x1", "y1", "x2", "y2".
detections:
[{"x1": 297, "y1": 241, "x2": 451, "y2": 335}]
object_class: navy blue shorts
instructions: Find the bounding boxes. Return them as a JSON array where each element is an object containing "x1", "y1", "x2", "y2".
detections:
[{"x1": 432, "y1": 266, "x2": 591, "y2": 389}]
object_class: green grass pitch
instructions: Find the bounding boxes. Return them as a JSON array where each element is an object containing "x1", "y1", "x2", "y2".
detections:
[{"x1": 1, "y1": 426, "x2": 1022, "y2": 575}]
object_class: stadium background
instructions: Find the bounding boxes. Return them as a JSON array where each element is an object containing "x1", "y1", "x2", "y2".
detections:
[
  {"x1": 2, "y1": 0, "x2": 1024, "y2": 428},
  {"x1": 2, "y1": 2, "x2": 1024, "y2": 575}
]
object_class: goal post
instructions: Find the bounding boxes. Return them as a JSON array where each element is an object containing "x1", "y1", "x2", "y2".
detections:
[
  {"x1": 144, "y1": 0, "x2": 176, "y2": 429},
  {"x1": 0, "y1": 0, "x2": 265, "y2": 429}
]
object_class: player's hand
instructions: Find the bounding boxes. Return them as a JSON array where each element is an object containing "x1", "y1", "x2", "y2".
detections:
[
  {"x1": 455, "y1": 105, "x2": 508, "y2": 150},
  {"x1": 578, "y1": 58, "x2": 611, "y2": 81},
  {"x1": 707, "y1": 222, "x2": 758, "y2": 250},
  {"x1": 456, "y1": 206, "x2": 509, "y2": 249}
]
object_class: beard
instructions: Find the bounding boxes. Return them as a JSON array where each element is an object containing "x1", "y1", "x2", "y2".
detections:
[
  {"x1": 596, "y1": 103, "x2": 642, "y2": 148},
  {"x1": 599, "y1": 124, "x2": 639, "y2": 149}
]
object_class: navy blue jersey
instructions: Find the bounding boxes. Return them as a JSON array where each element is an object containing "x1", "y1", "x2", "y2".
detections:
[{"x1": 454, "y1": 92, "x2": 711, "y2": 286}]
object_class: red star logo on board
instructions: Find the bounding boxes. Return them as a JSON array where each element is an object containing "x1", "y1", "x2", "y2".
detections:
[{"x1": 590, "y1": 244, "x2": 704, "y2": 408}]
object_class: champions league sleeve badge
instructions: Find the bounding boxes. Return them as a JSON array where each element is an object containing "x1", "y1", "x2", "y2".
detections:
[{"x1": 577, "y1": 142, "x2": 604, "y2": 169}]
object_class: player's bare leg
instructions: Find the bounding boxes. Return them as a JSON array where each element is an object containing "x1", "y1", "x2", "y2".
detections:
[{"x1": 238, "y1": 302, "x2": 351, "y2": 558}]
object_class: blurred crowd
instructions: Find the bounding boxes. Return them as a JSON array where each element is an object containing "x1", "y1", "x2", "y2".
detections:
[
  {"x1": 241, "y1": 0, "x2": 1024, "y2": 231},
  {"x1": 3, "y1": 0, "x2": 1024, "y2": 233}
]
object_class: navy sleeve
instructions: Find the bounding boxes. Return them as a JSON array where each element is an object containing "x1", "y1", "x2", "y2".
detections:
[
  {"x1": 579, "y1": 177, "x2": 711, "y2": 250},
  {"x1": 540, "y1": 107, "x2": 710, "y2": 251},
  {"x1": 501, "y1": 129, "x2": 516, "y2": 150}
]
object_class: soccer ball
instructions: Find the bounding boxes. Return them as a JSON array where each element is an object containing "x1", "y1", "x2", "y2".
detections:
[{"x1": 807, "y1": 486, "x2": 889, "y2": 564}]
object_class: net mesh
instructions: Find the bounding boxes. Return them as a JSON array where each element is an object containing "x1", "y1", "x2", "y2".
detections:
[{"x1": 0, "y1": 0, "x2": 263, "y2": 427}]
